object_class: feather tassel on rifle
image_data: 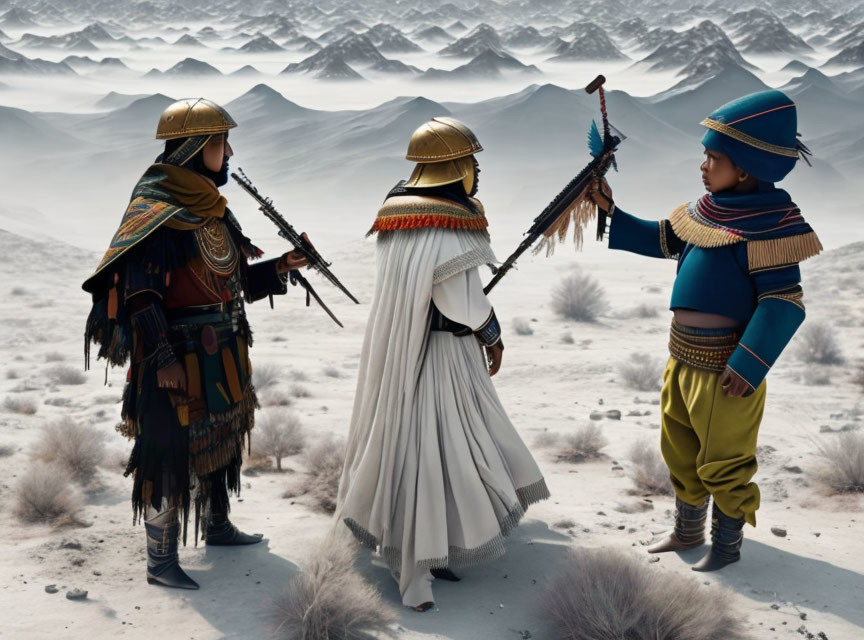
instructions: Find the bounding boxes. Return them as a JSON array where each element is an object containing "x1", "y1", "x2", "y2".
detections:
[{"x1": 532, "y1": 183, "x2": 598, "y2": 257}]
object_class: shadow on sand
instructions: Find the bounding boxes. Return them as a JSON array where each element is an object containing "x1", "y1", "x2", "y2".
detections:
[
  {"x1": 159, "y1": 538, "x2": 299, "y2": 639},
  {"x1": 671, "y1": 539, "x2": 864, "y2": 632},
  {"x1": 355, "y1": 519, "x2": 572, "y2": 640}
]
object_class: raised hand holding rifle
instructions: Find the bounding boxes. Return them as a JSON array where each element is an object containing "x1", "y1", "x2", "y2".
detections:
[
  {"x1": 231, "y1": 168, "x2": 359, "y2": 327},
  {"x1": 483, "y1": 74, "x2": 625, "y2": 295}
]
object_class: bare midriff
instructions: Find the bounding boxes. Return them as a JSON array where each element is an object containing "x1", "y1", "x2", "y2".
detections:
[{"x1": 673, "y1": 309, "x2": 740, "y2": 329}]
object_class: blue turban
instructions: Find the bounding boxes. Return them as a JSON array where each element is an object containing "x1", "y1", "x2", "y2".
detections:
[{"x1": 701, "y1": 90, "x2": 808, "y2": 183}]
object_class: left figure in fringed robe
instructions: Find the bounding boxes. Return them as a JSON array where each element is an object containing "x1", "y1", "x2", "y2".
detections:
[
  {"x1": 82, "y1": 98, "x2": 310, "y2": 590},
  {"x1": 336, "y1": 117, "x2": 550, "y2": 611}
]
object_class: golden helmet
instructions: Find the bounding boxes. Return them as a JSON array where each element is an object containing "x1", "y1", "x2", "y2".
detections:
[
  {"x1": 404, "y1": 117, "x2": 483, "y2": 190},
  {"x1": 155, "y1": 98, "x2": 237, "y2": 140}
]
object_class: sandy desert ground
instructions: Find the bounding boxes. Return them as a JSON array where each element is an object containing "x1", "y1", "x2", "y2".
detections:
[{"x1": 1, "y1": 209, "x2": 862, "y2": 639}]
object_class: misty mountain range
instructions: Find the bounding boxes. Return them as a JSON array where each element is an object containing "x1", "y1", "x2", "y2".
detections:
[
  {"x1": 1, "y1": 0, "x2": 863, "y2": 246},
  {"x1": 2, "y1": 61, "x2": 861, "y2": 242},
  {"x1": 0, "y1": 0, "x2": 863, "y2": 82}
]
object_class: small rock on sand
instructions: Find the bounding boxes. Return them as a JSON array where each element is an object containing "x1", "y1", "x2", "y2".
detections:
[
  {"x1": 66, "y1": 589, "x2": 88, "y2": 601},
  {"x1": 44, "y1": 585, "x2": 58, "y2": 594},
  {"x1": 770, "y1": 527, "x2": 787, "y2": 538}
]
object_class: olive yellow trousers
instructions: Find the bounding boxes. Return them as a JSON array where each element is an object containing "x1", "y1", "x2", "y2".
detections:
[{"x1": 660, "y1": 357, "x2": 766, "y2": 526}]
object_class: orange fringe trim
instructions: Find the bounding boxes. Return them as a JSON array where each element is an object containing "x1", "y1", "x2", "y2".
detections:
[{"x1": 368, "y1": 213, "x2": 489, "y2": 235}]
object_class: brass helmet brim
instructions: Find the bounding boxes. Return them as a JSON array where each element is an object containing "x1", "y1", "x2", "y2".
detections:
[
  {"x1": 405, "y1": 156, "x2": 474, "y2": 189},
  {"x1": 406, "y1": 116, "x2": 482, "y2": 163},
  {"x1": 156, "y1": 98, "x2": 237, "y2": 140}
]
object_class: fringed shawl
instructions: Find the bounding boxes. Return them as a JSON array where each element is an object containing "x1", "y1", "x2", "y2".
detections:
[
  {"x1": 367, "y1": 194, "x2": 488, "y2": 236},
  {"x1": 669, "y1": 188, "x2": 822, "y2": 270}
]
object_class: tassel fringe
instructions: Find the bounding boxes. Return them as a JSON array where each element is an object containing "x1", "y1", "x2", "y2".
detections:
[
  {"x1": 368, "y1": 194, "x2": 488, "y2": 236},
  {"x1": 668, "y1": 202, "x2": 744, "y2": 248},
  {"x1": 747, "y1": 231, "x2": 823, "y2": 270},
  {"x1": 368, "y1": 213, "x2": 488, "y2": 235},
  {"x1": 532, "y1": 184, "x2": 598, "y2": 257},
  {"x1": 669, "y1": 202, "x2": 823, "y2": 269}
]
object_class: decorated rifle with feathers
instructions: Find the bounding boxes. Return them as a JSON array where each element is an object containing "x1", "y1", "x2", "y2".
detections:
[
  {"x1": 231, "y1": 168, "x2": 359, "y2": 327},
  {"x1": 483, "y1": 75, "x2": 624, "y2": 295}
]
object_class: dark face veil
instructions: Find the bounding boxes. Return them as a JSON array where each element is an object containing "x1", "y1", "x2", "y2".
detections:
[{"x1": 162, "y1": 134, "x2": 231, "y2": 187}]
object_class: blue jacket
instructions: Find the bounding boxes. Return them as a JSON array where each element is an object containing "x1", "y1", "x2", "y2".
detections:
[{"x1": 608, "y1": 199, "x2": 819, "y2": 390}]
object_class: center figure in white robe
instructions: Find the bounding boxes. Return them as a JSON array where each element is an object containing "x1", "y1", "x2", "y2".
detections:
[{"x1": 336, "y1": 117, "x2": 550, "y2": 610}]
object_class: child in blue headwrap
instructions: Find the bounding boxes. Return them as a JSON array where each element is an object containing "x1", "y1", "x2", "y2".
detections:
[{"x1": 590, "y1": 90, "x2": 821, "y2": 571}]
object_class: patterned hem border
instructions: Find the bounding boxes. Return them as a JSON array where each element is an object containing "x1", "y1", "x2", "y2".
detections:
[{"x1": 343, "y1": 477, "x2": 550, "y2": 571}]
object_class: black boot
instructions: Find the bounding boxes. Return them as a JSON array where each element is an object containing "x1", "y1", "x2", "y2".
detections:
[
  {"x1": 205, "y1": 513, "x2": 263, "y2": 546},
  {"x1": 648, "y1": 496, "x2": 709, "y2": 553},
  {"x1": 431, "y1": 568, "x2": 461, "y2": 582},
  {"x1": 145, "y1": 515, "x2": 199, "y2": 589},
  {"x1": 692, "y1": 503, "x2": 745, "y2": 572}
]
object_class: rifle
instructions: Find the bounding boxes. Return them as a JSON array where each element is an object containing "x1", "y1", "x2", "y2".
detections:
[
  {"x1": 231, "y1": 168, "x2": 359, "y2": 327},
  {"x1": 483, "y1": 74, "x2": 624, "y2": 295}
]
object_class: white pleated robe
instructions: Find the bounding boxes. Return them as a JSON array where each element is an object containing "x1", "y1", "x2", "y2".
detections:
[{"x1": 336, "y1": 220, "x2": 549, "y2": 607}]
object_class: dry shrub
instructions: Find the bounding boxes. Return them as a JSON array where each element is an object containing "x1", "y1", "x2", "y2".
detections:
[
  {"x1": 512, "y1": 317, "x2": 534, "y2": 336},
  {"x1": 6, "y1": 369, "x2": 19, "y2": 379},
  {"x1": 262, "y1": 389, "x2": 293, "y2": 407},
  {"x1": 814, "y1": 432, "x2": 864, "y2": 493},
  {"x1": 322, "y1": 365, "x2": 342, "y2": 379},
  {"x1": 560, "y1": 332, "x2": 575, "y2": 345},
  {"x1": 3, "y1": 396, "x2": 37, "y2": 415},
  {"x1": 253, "y1": 362, "x2": 282, "y2": 390},
  {"x1": 255, "y1": 409, "x2": 306, "y2": 471},
  {"x1": 533, "y1": 431, "x2": 561, "y2": 448},
  {"x1": 628, "y1": 438, "x2": 673, "y2": 496},
  {"x1": 853, "y1": 366, "x2": 864, "y2": 394},
  {"x1": 244, "y1": 453, "x2": 275, "y2": 473},
  {"x1": 551, "y1": 270, "x2": 608, "y2": 322},
  {"x1": 0, "y1": 443, "x2": 15, "y2": 457},
  {"x1": 618, "y1": 353, "x2": 663, "y2": 392},
  {"x1": 31, "y1": 417, "x2": 106, "y2": 485},
  {"x1": 297, "y1": 437, "x2": 346, "y2": 514},
  {"x1": 541, "y1": 548, "x2": 750, "y2": 640},
  {"x1": 46, "y1": 365, "x2": 86, "y2": 386},
  {"x1": 291, "y1": 384, "x2": 312, "y2": 399},
  {"x1": 14, "y1": 462, "x2": 84, "y2": 526},
  {"x1": 552, "y1": 518, "x2": 576, "y2": 529},
  {"x1": 290, "y1": 369, "x2": 310, "y2": 383},
  {"x1": 100, "y1": 447, "x2": 129, "y2": 473},
  {"x1": 797, "y1": 322, "x2": 844, "y2": 365},
  {"x1": 44, "y1": 351, "x2": 65, "y2": 363},
  {"x1": 267, "y1": 540, "x2": 396, "y2": 640},
  {"x1": 617, "y1": 303, "x2": 659, "y2": 319},
  {"x1": 557, "y1": 424, "x2": 607, "y2": 463}
]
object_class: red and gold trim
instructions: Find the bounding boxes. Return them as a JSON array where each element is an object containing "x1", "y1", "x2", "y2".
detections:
[{"x1": 368, "y1": 195, "x2": 488, "y2": 235}]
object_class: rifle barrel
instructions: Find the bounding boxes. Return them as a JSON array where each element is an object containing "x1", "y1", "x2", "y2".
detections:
[
  {"x1": 230, "y1": 170, "x2": 360, "y2": 308},
  {"x1": 482, "y1": 141, "x2": 618, "y2": 295}
]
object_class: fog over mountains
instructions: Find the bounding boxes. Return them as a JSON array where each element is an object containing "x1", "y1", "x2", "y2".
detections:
[{"x1": 0, "y1": 0, "x2": 863, "y2": 249}]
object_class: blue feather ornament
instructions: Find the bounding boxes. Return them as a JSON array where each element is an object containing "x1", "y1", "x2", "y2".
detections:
[{"x1": 587, "y1": 120, "x2": 604, "y2": 158}]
